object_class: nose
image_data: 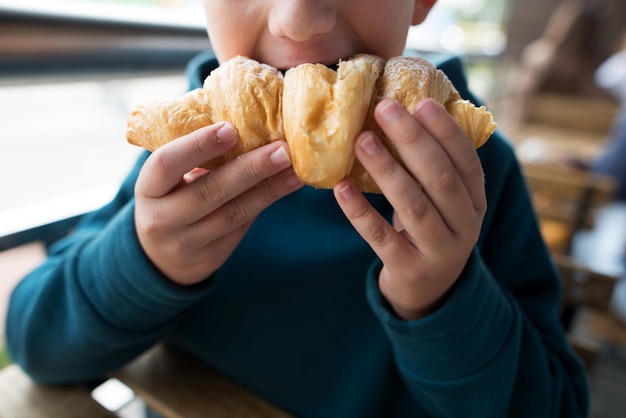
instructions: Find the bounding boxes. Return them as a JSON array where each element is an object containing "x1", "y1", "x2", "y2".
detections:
[{"x1": 268, "y1": 0, "x2": 337, "y2": 42}]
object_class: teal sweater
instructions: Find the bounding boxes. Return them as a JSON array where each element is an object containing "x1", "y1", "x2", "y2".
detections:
[{"x1": 6, "y1": 52, "x2": 588, "y2": 417}]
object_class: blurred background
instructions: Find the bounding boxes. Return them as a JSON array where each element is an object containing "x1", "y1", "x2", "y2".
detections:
[{"x1": 0, "y1": 0, "x2": 625, "y2": 416}]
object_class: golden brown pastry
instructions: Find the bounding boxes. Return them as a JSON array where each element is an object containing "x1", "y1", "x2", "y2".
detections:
[
  {"x1": 126, "y1": 56, "x2": 284, "y2": 169},
  {"x1": 282, "y1": 54, "x2": 385, "y2": 188},
  {"x1": 126, "y1": 54, "x2": 496, "y2": 192},
  {"x1": 349, "y1": 56, "x2": 496, "y2": 192}
]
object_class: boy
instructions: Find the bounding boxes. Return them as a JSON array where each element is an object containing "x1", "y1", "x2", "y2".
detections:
[{"x1": 6, "y1": 0, "x2": 588, "y2": 416}]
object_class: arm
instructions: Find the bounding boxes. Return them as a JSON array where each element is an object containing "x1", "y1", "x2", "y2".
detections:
[
  {"x1": 5, "y1": 153, "x2": 214, "y2": 384},
  {"x1": 366, "y1": 185, "x2": 588, "y2": 417},
  {"x1": 365, "y1": 252, "x2": 588, "y2": 417},
  {"x1": 6, "y1": 123, "x2": 304, "y2": 384},
  {"x1": 335, "y1": 100, "x2": 588, "y2": 416}
]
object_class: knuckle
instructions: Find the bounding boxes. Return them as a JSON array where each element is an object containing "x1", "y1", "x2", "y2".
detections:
[
  {"x1": 196, "y1": 175, "x2": 225, "y2": 207},
  {"x1": 439, "y1": 118, "x2": 460, "y2": 140},
  {"x1": 377, "y1": 156, "x2": 402, "y2": 183},
  {"x1": 241, "y1": 153, "x2": 265, "y2": 181},
  {"x1": 224, "y1": 201, "x2": 250, "y2": 225},
  {"x1": 264, "y1": 176, "x2": 283, "y2": 200},
  {"x1": 475, "y1": 192, "x2": 488, "y2": 215},
  {"x1": 366, "y1": 222, "x2": 394, "y2": 247},
  {"x1": 394, "y1": 126, "x2": 421, "y2": 147},
  {"x1": 169, "y1": 235, "x2": 192, "y2": 259},
  {"x1": 352, "y1": 208, "x2": 393, "y2": 247},
  {"x1": 406, "y1": 196, "x2": 431, "y2": 222},
  {"x1": 189, "y1": 129, "x2": 214, "y2": 157},
  {"x1": 435, "y1": 170, "x2": 460, "y2": 195},
  {"x1": 465, "y1": 153, "x2": 485, "y2": 177},
  {"x1": 139, "y1": 204, "x2": 168, "y2": 237}
]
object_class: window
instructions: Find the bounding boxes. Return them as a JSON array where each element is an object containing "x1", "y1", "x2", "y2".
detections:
[
  {"x1": 407, "y1": 0, "x2": 509, "y2": 56},
  {"x1": 0, "y1": 0, "x2": 208, "y2": 236},
  {"x1": 407, "y1": 0, "x2": 511, "y2": 105}
]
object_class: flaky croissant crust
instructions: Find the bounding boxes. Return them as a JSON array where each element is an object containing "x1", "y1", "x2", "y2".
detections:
[{"x1": 126, "y1": 55, "x2": 496, "y2": 193}]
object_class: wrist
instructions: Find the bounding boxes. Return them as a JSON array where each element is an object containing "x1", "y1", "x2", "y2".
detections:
[{"x1": 386, "y1": 286, "x2": 453, "y2": 321}]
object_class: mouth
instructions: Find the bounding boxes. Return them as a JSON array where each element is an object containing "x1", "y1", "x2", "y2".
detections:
[
  {"x1": 267, "y1": 47, "x2": 353, "y2": 73},
  {"x1": 278, "y1": 62, "x2": 340, "y2": 75}
]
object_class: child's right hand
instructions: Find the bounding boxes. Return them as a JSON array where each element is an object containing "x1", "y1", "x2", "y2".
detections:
[{"x1": 134, "y1": 122, "x2": 303, "y2": 285}]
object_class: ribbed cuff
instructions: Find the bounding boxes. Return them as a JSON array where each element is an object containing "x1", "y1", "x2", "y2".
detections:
[
  {"x1": 77, "y1": 202, "x2": 214, "y2": 331},
  {"x1": 366, "y1": 248, "x2": 514, "y2": 380}
]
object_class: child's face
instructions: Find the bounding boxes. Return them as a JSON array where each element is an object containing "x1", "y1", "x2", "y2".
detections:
[{"x1": 203, "y1": 0, "x2": 436, "y2": 69}]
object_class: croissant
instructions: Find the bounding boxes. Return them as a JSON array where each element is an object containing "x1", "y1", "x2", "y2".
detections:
[{"x1": 126, "y1": 54, "x2": 496, "y2": 193}]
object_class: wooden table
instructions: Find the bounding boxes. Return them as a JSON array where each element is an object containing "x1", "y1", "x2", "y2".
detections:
[
  {"x1": 0, "y1": 345, "x2": 292, "y2": 418},
  {"x1": 0, "y1": 365, "x2": 116, "y2": 418},
  {"x1": 112, "y1": 345, "x2": 293, "y2": 418}
]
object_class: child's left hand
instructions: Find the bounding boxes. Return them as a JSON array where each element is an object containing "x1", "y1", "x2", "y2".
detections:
[{"x1": 334, "y1": 98, "x2": 487, "y2": 321}]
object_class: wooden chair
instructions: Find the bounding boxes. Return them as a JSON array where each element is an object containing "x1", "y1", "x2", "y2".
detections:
[
  {"x1": 522, "y1": 162, "x2": 617, "y2": 254},
  {"x1": 554, "y1": 253, "x2": 620, "y2": 372}
]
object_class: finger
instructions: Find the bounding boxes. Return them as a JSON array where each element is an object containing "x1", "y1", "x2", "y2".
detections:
[
  {"x1": 136, "y1": 122, "x2": 239, "y2": 198},
  {"x1": 354, "y1": 130, "x2": 450, "y2": 249},
  {"x1": 159, "y1": 141, "x2": 294, "y2": 224},
  {"x1": 413, "y1": 99, "x2": 487, "y2": 215},
  {"x1": 373, "y1": 99, "x2": 475, "y2": 235},
  {"x1": 334, "y1": 179, "x2": 415, "y2": 265},
  {"x1": 183, "y1": 167, "x2": 303, "y2": 246}
]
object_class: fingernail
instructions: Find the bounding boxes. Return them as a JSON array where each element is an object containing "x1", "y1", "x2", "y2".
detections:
[
  {"x1": 379, "y1": 100, "x2": 402, "y2": 122},
  {"x1": 360, "y1": 133, "x2": 380, "y2": 156},
  {"x1": 337, "y1": 182, "x2": 354, "y2": 200},
  {"x1": 285, "y1": 170, "x2": 303, "y2": 187},
  {"x1": 216, "y1": 122, "x2": 238, "y2": 144},
  {"x1": 417, "y1": 100, "x2": 439, "y2": 121},
  {"x1": 270, "y1": 146, "x2": 291, "y2": 166}
]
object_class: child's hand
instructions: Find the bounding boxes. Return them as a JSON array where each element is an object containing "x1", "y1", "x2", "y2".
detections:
[
  {"x1": 134, "y1": 122, "x2": 304, "y2": 285},
  {"x1": 334, "y1": 99, "x2": 487, "y2": 320}
]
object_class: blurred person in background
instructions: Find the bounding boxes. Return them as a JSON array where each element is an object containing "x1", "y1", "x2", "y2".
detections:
[
  {"x1": 594, "y1": 32, "x2": 626, "y2": 323},
  {"x1": 588, "y1": 32, "x2": 626, "y2": 202}
]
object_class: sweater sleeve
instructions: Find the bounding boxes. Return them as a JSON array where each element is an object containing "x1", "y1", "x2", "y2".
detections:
[
  {"x1": 5, "y1": 152, "x2": 214, "y2": 384},
  {"x1": 365, "y1": 138, "x2": 589, "y2": 417}
]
